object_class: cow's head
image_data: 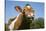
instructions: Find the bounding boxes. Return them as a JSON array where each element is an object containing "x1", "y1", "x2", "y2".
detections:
[
  {"x1": 15, "y1": 4, "x2": 34, "y2": 17},
  {"x1": 23, "y1": 4, "x2": 34, "y2": 17}
]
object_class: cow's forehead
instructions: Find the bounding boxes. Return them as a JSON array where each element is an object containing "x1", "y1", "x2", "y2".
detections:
[
  {"x1": 23, "y1": 6, "x2": 32, "y2": 12},
  {"x1": 26, "y1": 6, "x2": 31, "y2": 9}
]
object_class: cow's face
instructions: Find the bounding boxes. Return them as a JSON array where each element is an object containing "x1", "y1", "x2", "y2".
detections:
[{"x1": 23, "y1": 5, "x2": 34, "y2": 17}]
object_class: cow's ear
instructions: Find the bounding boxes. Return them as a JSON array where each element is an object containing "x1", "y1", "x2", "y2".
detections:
[{"x1": 15, "y1": 6, "x2": 22, "y2": 12}]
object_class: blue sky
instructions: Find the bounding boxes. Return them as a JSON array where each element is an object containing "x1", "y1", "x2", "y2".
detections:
[{"x1": 5, "y1": 1, "x2": 44, "y2": 23}]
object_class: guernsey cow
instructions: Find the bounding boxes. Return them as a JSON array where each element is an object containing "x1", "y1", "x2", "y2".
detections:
[{"x1": 9, "y1": 4, "x2": 34, "y2": 31}]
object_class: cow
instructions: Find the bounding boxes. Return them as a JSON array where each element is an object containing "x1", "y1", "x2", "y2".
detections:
[{"x1": 8, "y1": 4, "x2": 34, "y2": 31}]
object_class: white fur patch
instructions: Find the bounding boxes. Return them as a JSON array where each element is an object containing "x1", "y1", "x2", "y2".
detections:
[{"x1": 9, "y1": 13, "x2": 22, "y2": 30}]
